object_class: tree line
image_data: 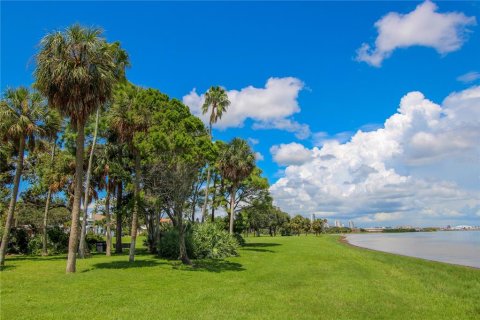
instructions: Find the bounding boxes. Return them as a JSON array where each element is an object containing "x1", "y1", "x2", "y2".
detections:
[{"x1": 0, "y1": 24, "x2": 277, "y2": 272}]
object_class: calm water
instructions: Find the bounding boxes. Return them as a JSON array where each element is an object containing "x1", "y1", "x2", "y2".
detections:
[{"x1": 346, "y1": 231, "x2": 480, "y2": 268}]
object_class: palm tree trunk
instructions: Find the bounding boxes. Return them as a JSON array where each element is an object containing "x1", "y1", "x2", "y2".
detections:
[
  {"x1": 66, "y1": 120, "x2": 85, "y2": 273},
  {"x1": 229, "y1": 187, "x2": 235, "y2": 235},
  {"x1": 115, "y1": 181, "x2": 123, "y2": 253},
  {"x1": 42, "y1": 143, "x2": 56, "y2": 256},
  {"x1": 79, "y1": 108, "x2": 100, "y2": 258},
  {"x1": 105, "y1": 182, "x2": 111, "y2": 256},
  {"x1": 0, "y1": 136, "x2": 25, "y2": 267},
  {"x1": 210, "y1": 175, "x2": 217, "y2": 222},
  {"x1": 201, "y1": 123, "x2": 213, "y2": 222},
  {"x1": 201, "y1": 167, "x2": 211, "y2": 222},
  {"x1": 42, "y1": 189, "x2": 52, "y2": 256},
  {"x1": 128, "y1": 152, "x2": 141, "y2": 262}
]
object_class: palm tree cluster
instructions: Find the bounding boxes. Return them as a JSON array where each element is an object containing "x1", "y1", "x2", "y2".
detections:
[{"x1": 0, "y1": 24, "x2": 272, "y2": 272}]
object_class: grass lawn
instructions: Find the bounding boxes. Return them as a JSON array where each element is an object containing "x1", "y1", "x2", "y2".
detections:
[{"x1": 1, "y1": 235, "x2": 479, "y2": 319}]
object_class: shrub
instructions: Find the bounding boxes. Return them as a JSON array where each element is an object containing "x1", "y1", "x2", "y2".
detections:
[
  {"x1": 158, "y1": 226, "x2": 193, "y2": 259},
  {"x1": 191, "y1": 223, "x2": 238, "y2": 259},
  {"x1": 27, "y1": 235, "x2": 43, "y2": 255},
  {"x1": 233, "y1": 233, "x2": 246, "y2": 246},
  {"x1": 157, "y1": 223, "x2": 239, "y2": 260},
  {"x1": 86, "y1": 233, "x2": 105, "y2": 252},
  {"x1": 279, "y1": 225, "x2": 292, "y2": 236},
  {"x1": 7, "y1": 228, "x2": 29, "y2": 254},
  {"x1": 47, "y1": 226, "x2": 69, "y2": 253}
]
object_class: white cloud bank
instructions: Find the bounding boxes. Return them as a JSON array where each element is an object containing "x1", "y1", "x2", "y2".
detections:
[
  {"x1": 356, "y1": 1, "x2": 476, "y2": 67},
  {"x1": 270, "y1": 86, "x2": 480, "y2": 226},
  {"x1": 183, "y1": 77, "x2": 310, "y2": 139}
]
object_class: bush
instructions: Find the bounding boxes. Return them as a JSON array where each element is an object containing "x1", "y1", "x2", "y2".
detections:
[
  {"x1": 279, "y1": 225, "x2": 292, "y2": 236},
  {"x1": 47, "y1": 226, "x2": 69, "y2": 253},
  {"x1": 86, "y1": 233, "x2": 105, "y2": 252},
  {"x1": 191, "y1": 223, "x2": 238, "y2": 259},
  {"x1": 7, "y1": 228, "x2": 29, "y2": 254},
  {"x1": 158, "y1": 226, "x2": 193, "y2": 259},
  {"x1": 157, "y1": 223, "x2": 239, "y2": 260},
  {"x1": 233, "y1": 233, "x2": 246, "y2": 246},
  {"x1": 28, "y1": 235, "x2": 43, "y2": 255}
]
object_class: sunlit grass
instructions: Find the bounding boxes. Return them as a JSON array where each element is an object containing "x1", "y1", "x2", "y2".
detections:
[{"x1": 1, "y1": 235, "x2": 479, "y2": 319}]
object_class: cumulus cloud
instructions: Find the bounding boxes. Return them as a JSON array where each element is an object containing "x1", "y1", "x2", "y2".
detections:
[
  {"x1": 270, "y1": 142, "x2": 313, "y2": 166},
  {"x1": 255, "y1": 152, "x2": 264, "y2": 161},
  {"x1": 270, "y1": 86, "x2": 480, "y2": 226},
  {"x1": 182, "y1": 77, "x2": 310, "y2": 139},
  {"x1": 356, "y1": 1, "x2": 476, "y2": 67},
  {"x1": 313, "y1": 131, "x2": 353, "y2": 146},
  {"x1": 457, "y1": 71, "x2": 480, "y2": 83}
]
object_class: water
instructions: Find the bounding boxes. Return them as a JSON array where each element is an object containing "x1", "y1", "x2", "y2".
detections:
[{"x1": 346, "y1": 231, "x2": 480, "y2": 268}]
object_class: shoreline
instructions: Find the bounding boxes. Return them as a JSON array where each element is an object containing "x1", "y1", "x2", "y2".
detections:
[{"x1": 339, "y1": 234, "x2": 480, "y2": 270}]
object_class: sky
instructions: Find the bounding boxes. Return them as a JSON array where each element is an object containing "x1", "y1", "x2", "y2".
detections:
[{"x1": 2, "y1": 1, "x2": 480, "y2": 227}]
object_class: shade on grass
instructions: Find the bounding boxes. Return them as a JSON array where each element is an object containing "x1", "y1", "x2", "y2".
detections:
[{"x1": 1, "y1": 235, "x2": 479, "y2": 319}]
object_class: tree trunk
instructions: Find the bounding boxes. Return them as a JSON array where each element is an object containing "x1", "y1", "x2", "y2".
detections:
[
  {"x1": 66, "y1": 120, "x2": 85, "y2": 273},
  {"x1": 177, "y1": 212, "x2": 191, "y2": 265},
  {"x1": 42, "y1": 143, "x2": 56, "y2": 256},
  {"x1": 201, "y1": 167, "x2": 211, "y2": 222},
  {"x1": 210, "y1": 175, "x2": 217, "y2": 222},
  {"x1": 229, "y1": 187, "x2": 235, "y2": 235},
  {"x1": 105, "y1": 183, "x2": 111, "y2": 256},
  {"x1": 191, "y1": 179, "x2": 197, "y2": 223},
  {"x1": 129, "y1": 152, "x2": 141, "y2": 262},
  {"x1": 115, "y1": 181, "x2": 123, "y2": 253},
  {"x1": 201, "y1": 123, "x2": 213, "y2": 222},
  {"x1": 79, "y1": 108, "x2": 100, "y2": 258},
  {"x1": 155, "y1": 212, "x2": 161, "y2": 253},
  {"x1": 0, "y1": 136, "x2": 25, "y2": 267}
]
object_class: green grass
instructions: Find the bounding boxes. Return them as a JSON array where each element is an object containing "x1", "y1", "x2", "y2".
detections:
[{"x1": 1, "y1": 235, "x2": 479, "y2": 319}]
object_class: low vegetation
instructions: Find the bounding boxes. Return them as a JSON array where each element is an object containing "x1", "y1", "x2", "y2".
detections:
[{"x1": 1, "y1": 236, "x2": 479, "y2": 319}]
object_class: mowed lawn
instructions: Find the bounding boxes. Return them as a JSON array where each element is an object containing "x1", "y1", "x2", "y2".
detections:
[{"x1": 1, "y1": 235, "x2": 479, "y2": 319}]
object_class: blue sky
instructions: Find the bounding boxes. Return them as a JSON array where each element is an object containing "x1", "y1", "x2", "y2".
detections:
[{"x1": 2, "y1": 1, "x2": 480, "y2": 227}]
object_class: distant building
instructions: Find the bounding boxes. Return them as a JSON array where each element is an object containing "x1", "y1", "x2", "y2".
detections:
[
  {"x1": 348, "y1": 221, "x2": 354, "y2": 229},
  {"x1": 334, "y1": 220, "x2": 341, "y2": 227}
]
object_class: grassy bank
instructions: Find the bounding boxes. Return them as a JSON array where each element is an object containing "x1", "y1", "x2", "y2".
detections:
[{"x1": 1, "y1": 235, "x2": 479, "y2": 319}]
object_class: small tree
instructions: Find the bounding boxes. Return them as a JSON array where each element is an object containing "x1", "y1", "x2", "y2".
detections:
[
  {"x1": 311, "y1": 219, "x2": 327, "y2": 236},
  {"x1": 218, "y1": 138, "x2": 256, "y2": 234},
  {"x1": 0, "y1": 87, "x2": 52, "y2": 266}
]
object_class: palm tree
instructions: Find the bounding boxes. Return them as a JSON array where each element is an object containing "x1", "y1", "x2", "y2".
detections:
[
  {"x1": 79, "y1": 43, "x2": 129, "y2": 258},
  {"x1": 218, "y1": 138, "x2": 255, "y2": 234},
  {"x1": 35, "y1": 24, "x2": 120, "y2": 273},
  {"x1": 41, "y1": 143, "x2": 70, "y2": 255},
  {"x1": 78, "y1": 108, "x2": 101, "y2": 258},
  {"x1": 0, "y1": 87, "x2": 49, "y2": 266},
  {"x1": 94, "y1": 143, "x2": 124, "y2": 256},
  {"x1": 110, "y1": 84, "x2": 150, "y2": 262},
  {"x1": 200, "y1": 86, "x2": 230, "y2": 221},
  {"x1": 40, "y1": 110, "x2": 63, "y2": 256}
]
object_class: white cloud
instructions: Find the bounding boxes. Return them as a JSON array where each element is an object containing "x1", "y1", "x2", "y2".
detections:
[
  {"x1": 457, "y1": 71, "x2": 480, "y2": 83},
  {"x1": 270, "y1": 86, "x2": 480, "y2": 226},
  {"x1": 356, "y1": 1, "x2": 476, "y2": 67},
  {"x1": 270, "y1": 142, "x2": 313, "y2": 166},
  {"x1": 183, "y1": 77, "x2": 310, "y2": 139},
  {"x1": 313, "y1": 131, "x2": 353, "y2": 146},
  {"x1": 254, "y1": 152, "x2": 264, "y2": 161},
  {"x1": 248, "y1": 138, "x2": 259, "y2": 145}
]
